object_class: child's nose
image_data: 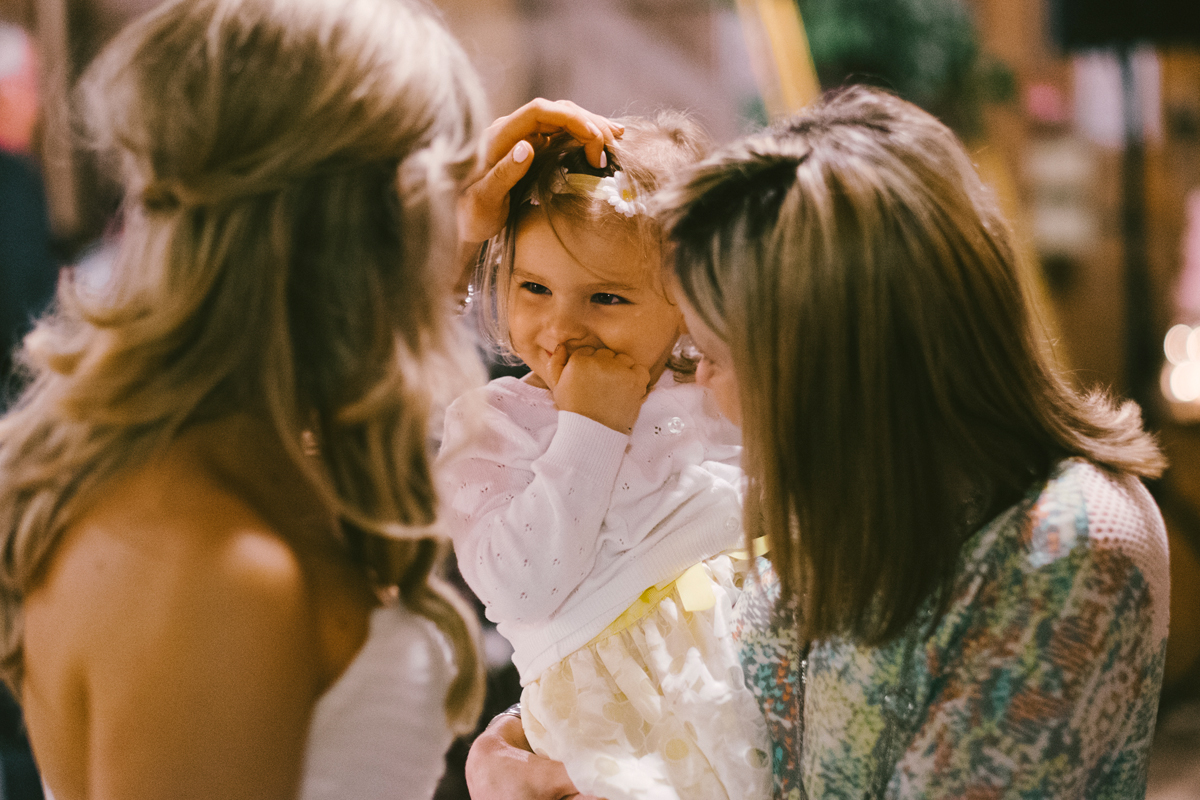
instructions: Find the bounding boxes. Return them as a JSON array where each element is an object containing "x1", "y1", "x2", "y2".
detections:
[{"x1": 541, "y1": 305, "x2": 589, "y2": 349}]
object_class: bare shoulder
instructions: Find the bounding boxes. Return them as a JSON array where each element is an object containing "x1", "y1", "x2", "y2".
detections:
[
  {"x1": 23, "y1": 434, "x2": 329, "y2": 800},
  {"x1": 29, "y1": 443, "x2": 312, "y2": 643}
]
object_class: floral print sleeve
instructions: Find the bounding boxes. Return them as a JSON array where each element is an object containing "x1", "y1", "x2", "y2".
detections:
[
  {"x1": 733, "y1": 459, "x2": 1170, "y2": 800},
  {"x1": 892, "y1": 461, "x2": 1168, "y2": 799},
  {"x1": 732, "y1": 558, "x2": 804, "y2": 799}
]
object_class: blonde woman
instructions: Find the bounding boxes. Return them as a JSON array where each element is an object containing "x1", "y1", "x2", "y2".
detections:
[{"x1": 0, "y1": 0, "x2": 617, "y2": 798}]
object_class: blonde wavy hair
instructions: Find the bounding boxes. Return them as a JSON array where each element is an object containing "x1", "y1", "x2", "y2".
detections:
[{"x1": 0, "y1": 0, "x2": 488, "y2": 732}]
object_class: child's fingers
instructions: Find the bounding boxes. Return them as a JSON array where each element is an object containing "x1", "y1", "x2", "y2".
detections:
[
  {"x1": 612, "y1": 352, "x2": 637, "y2": 368},
  {"x1": 546, "y1": 344, "x2": 570, "y2": 389},
  {"x1": 584, "y1": 349, "x2": 637, "y2": 371}
]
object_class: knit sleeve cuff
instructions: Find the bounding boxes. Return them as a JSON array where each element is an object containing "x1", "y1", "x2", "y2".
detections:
[{"x1": 540, "y1": 411, "x2": 629, "y2": 481}]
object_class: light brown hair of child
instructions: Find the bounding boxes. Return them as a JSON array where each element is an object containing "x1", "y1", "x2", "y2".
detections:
[{"x1": 475, "y1": 110, "x2": 709, "y2": 378}]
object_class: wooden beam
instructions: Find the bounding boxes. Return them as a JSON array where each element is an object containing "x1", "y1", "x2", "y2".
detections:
[
  {"x1": 35, "y1": 0, "x2": 79, "y2": 238},
  {"x1": 734, "y1": 0, "x2": 820, "y2": 119}
]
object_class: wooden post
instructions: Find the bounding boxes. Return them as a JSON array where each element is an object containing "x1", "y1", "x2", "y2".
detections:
[
  {"x1": 35, "y1": 0, "x2": 79, "y2": 238},
  {"x1": 733, "y1": 0, "x2": 820, "y2": 119}
]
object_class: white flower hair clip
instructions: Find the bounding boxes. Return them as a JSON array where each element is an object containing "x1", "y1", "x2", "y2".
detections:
[
  {"x1": 596, "y1": 172, "x2": 647, "y2": 217},
  {"x1": 556, "y1": 170, "x2": 647, "y2": 217}
]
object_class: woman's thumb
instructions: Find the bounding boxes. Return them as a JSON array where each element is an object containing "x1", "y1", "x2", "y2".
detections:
[{"x1": 459, "y1": 140, "x2": 535, "y2": 243}]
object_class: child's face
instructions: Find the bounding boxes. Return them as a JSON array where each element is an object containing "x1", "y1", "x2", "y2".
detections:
[
  {"x1": 678, "y1": 297, "x2": 741, "y2": 427},
  {"x1": 508, "y1": 213, "x2": 683, "y2": 391}
]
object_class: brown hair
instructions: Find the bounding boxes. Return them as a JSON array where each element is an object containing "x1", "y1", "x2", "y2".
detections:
[
  {"x1": 475, "y1": 110, "x2": 709, "y2": 374},
  {"x1": 662, "y1": 86, "x2": 1165, "y2": 645},
  {"x1": 0, "y1": 0, "x2": 487, "y2": 731}
]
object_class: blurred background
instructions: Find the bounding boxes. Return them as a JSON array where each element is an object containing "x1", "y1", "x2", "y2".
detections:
[{"x1": 1, "y1": 0, "x2": 1199, "y2": 798}]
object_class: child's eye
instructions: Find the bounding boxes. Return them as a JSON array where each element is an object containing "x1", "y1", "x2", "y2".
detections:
[
  {"x1": 591, "y1": 293, "x2": 629, "y2": 306},
  {"x1": 521, "y1": 281, "x2": 550, "y2": 295}
]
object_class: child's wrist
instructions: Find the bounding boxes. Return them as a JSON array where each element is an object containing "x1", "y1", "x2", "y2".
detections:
[
  {"x1": 558, "y1": 403, "x2": 635, "y2": 434},
  {"x1": 553, "y1": 389, "x2": 641, "y2": 433}
]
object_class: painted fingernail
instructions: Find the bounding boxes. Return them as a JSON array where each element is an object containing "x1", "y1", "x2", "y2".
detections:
[
  {"x1": 600, "y1": 150, "x2": 607, "y2": 169},
  {"x1": 586, "y1": 122, "x2": 602, "y2": 138},
  {"x1": 513, "y1": 140, "x2": 532, "y2": 163}
]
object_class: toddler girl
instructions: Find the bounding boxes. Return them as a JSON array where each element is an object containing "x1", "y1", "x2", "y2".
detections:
[{"x1": 440, "y1": 114, "x2": 771, "y2": 800}]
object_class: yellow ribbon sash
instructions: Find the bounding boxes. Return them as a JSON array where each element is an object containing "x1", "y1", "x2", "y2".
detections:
[{"x1": 588, "y1": 537, "x2": 769, "y2": 646}]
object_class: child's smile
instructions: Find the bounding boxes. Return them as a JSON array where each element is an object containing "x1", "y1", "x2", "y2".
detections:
[{"x1": 508, "y1": 212, "x2": 683, "y2": 390}]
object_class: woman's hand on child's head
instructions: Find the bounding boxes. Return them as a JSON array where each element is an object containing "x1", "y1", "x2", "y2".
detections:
[
  {"x1": 546, "y1": 344, "x2": 649, "y2": 434},
  {"x1": 458, "y1": 99, "x2": 624, "y2": 245}
]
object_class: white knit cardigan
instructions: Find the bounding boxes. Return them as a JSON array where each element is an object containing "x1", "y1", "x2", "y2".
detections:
[{"x1": 438, "y1": 373, "x2": 745, "y2": 684}]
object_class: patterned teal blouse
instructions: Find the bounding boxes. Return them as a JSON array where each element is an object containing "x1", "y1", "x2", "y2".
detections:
[{"x1": 732, "y1": 459, "x2": 1170, "y2": 799}]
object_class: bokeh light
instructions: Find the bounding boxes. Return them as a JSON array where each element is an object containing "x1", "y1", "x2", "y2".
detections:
[
  {"x1": 1165, "y1": 323, "x2": 1192, "y2": 364},
  {"x1": 1170, "y1": 361, "x2": 1200, "y2": 403},
  {"x1": 1188, "y1": 327, "x2": 1200, "y2": 362},
  {"x1": 1164, "y1": 324, "x2": 1200, "y2": 408}
]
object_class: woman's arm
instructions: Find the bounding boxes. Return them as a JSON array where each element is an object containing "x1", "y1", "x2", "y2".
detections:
[
  {"x1": 465, "y1": 713, "x2": 602, "y2": 800},
  {"x1": 889, "y1": 481, "x2": 1169, "y2": 799}
]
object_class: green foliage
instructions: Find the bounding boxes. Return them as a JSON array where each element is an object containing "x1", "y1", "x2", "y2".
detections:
[{"x1": 797, "y1": 0, "x2": 1013, "y2": 137}]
